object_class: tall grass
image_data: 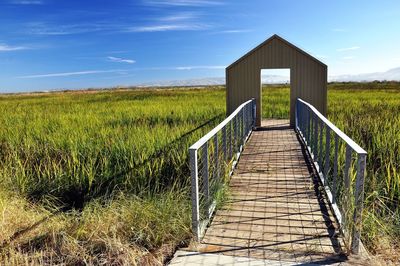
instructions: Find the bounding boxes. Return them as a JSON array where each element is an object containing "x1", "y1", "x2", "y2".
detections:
[
  {"x1": 0, "y1": 87, "x2": 225, "y2": 264},
  {"x1": 0, "y1": 83, "x2": 399, "y2": 264}
]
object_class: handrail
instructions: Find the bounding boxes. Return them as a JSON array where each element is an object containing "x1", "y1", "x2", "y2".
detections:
[
  {"x1": 295, "y1": 98, "x2": 367, "y2": 255},
  {"x1": 296, "y1": 98, "x2": 367, "y2": 154},
  {"x1": 190, "y1": 98, "x2": 256, "y2": 241},
  {"x1": 190, "y1": 99, "x2": 254, "y2": 150}
]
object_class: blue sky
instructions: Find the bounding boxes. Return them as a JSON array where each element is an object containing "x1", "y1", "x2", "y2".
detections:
[{"x1": 1, "y1": 0, "x2": 400, "y2": 92}]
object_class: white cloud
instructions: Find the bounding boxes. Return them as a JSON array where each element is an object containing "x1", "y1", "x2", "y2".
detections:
[
  {"x1": 127, "y1": 23, "x2": 207, "y2": 32},
  {"x1": 160, "y1": 12, "x2": 198, "y2": 21},
  {"x1": 107, "y1": 56, "x2": 136, "y2": 64},
  {"x1": 0, "y1": 43, "x2": 29, "y2": 51},
  {"x1": 27, "y1": 22, "x2": 110, "y2": 35},
  {"x1": 342, "y1": 56, "x2": 355, "y2": 60},
  {"x1": 18, "y1": 69, "x2": 124, "y2": 79},
  {"x1": 17, "y1": 65, "x2": 225, "y2": 79},
  {"x1": 337, "y1": 46, "x2": 360, "y2": 52},
  {"x1": 144, "y1": 0, "x2": 223, "y2": 7},
  {"x1": 10, "y1": 0, "x2": 43, "y2": 4}
]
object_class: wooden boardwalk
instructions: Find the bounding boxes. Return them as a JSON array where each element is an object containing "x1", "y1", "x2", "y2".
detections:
[{"x1": 171, "y1": 120, "x2": 348, "y2": 265}]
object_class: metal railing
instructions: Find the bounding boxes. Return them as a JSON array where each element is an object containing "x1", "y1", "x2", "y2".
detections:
[
  {"x1": 190, "y1": 99, "x2": 256, "y2": 241},
  {"x1": 295, "y1": 98, "x2": 367, "y2": 254}
]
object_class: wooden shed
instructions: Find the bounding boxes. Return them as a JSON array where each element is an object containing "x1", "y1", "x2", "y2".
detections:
[{"x1": 226, "y1": 34, "x2": 327, "y2": 126}]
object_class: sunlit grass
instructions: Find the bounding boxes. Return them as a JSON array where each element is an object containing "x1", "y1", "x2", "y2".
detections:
[
  {"x1": 0, "y1": 87, "x2": 225, "y2": 264},
  {"x1": 0, "y1": 83, "x2": 399, "y2": 264}
]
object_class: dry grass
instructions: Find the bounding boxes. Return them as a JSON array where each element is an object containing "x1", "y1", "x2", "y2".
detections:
[{"x1": 0, "y1": 188, "x2": 191, "y2": 265}]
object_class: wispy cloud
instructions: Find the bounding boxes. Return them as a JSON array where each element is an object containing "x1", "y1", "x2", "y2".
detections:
[
  {"x1": 17, "y1": 65, "x2": 225, "y2": 79},
  {"x1": 159, "y1": 12, "x2": 198, "y2": 21},
  {"x1": 18, "y1": 69, "x2": 125, "y2": 79},
  {"x1": 0, "y1": 43, "x2": 29, "y2": 51},
  {"x1": 107, "y1": 56, "x2": 136, "y2": 64},
  {"x1": 127, "y1": 23, "x2": 208, "y2": 32},
  {"x1": 27, "y1": 22, "x2": 110, "y2": 35},
  {"x1": 215, "y1": 29, "x2": 252, "y2": 34},
  {"x1": 10, "y1": 0, "x2": 43, "y2": 4},
  {"x1": 342, "y1": 56, "x2": 355, "y2": 60},
  {"x1": 144, "y1": 0, "x2": 223, "y2": 7},
  {"x1": 337, "y1": 46, "x2": 360, "y2": 52}
]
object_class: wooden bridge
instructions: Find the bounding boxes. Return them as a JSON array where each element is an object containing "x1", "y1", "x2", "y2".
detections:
[{"x1": 170, "y1": 99, "x2": 368, "y2": 265}]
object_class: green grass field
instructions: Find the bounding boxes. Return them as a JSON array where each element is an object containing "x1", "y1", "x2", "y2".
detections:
[{"x1": 0, "y1": 83, "x2": 399, "y2": 264}]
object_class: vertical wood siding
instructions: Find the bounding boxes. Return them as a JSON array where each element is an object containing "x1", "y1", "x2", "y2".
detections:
[{"x1": 226, "y1": 35, "x2": 327, "y2": 127}]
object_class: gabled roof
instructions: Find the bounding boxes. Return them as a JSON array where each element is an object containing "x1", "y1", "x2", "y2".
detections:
[{"x1": 226, "y1": 34, "x2": 327, "y2": 70}]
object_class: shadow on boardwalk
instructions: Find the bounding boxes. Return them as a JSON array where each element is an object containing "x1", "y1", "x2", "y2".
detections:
[{"x1": 172, "y1": 119, "x2": 349, "y2": 265}]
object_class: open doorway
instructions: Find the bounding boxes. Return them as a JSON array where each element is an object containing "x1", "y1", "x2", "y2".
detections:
[{"x1": 261, "y1": 69, "x2": 290, "y2": 124}]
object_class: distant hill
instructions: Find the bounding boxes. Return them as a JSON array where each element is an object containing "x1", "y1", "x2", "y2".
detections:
[
  {"x1": 137, "y1": 77, "x2": 225, "y2": 87},
  {"x1": 138, "y1": 67, "x2": 400, "y2": 87},
  {"x1": 329, "y1": 67, "x2": 400, "y2": 82},
  {"x1": 138, "y1": 74, "x2": 289, "y2": 87}
]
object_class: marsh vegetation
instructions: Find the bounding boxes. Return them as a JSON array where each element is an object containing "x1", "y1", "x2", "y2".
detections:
[{"x1": 0, "y1": 83, "x2": 399, "y2": 264}]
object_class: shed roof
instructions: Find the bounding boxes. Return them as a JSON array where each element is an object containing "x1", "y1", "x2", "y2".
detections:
[{"x1": 226, "y1": 34, "x2": 327, "y2": 70}]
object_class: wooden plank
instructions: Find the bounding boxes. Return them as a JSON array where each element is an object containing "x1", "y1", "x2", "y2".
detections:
[{"x1": 195, "y1": 120, "x2": 345, "y2": 263}]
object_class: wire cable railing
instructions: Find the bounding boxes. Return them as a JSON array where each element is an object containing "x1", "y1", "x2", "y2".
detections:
[
  {"x1": 295, "y1": 98, "x2": 367, "y2": 254},
  {"x1": 189, "y1": 99, "x2": 256, "y2": 241}
]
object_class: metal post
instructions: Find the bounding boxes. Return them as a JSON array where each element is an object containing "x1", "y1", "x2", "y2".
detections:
[
  {"x1": 295, "y1": 99, "x2": 299, "y2": 130},
  {"x1": 319, "y1": 119, "x2": 323, "y2": 170},
  {"x1": 324, "y1": 126, "x2": 331, "y2": 185},
  {"x1": 190, "y1": 148, "x2": 200, "y2": 241},
  {"x1": 234, "y1": 115, "x2": 238, "y2": 151},
  {"x1": 252, "y1": 99, "x2": 256, "y2": 127},
  {"x1": 202, "y1": 143, "x2": 209, "y2": 211},
  {"x1": 344, "y1": 145, "x2": 352, "y2": 190},
  {"x1": 313, "y1": 114, "x2": 318, "y2": 161},
  {"x1": 307, "y1": 108, "x2": 311, "y2": 145},
  {"x1": 343, "y1": 144, "x2": 352, "y2": 229},
  {"x1": 222, "y1": 126, "x2": 227, "y2": 161},
  {"x1": 333, "y1": 133, "x2": 339, "y2": 203},
  {"x1": 228, "y1": 121, "x2": 232, "y2": 159},
  {"x1": 304, "y1": 106, "x2": 310, "y2": 143},
  {"x1": 351, "y1": 153, "x2": 366, "y2": 254},
  {"x1": 301, "y1": 101, "x2": 304, "y2": 132},
  {"x1": 242, "y1": 109, "x2": 245, "y2": 145},
  {"x1": 214, "y1": 134, "x2": 219, "y2": 181},
  {"x1": 245, "y1": 105, "x2": 249, "y2": 134}
]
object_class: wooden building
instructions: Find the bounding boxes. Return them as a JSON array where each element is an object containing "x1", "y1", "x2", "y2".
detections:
[{"x1": 226, "y1": 34, "x2": 327, "y2": 126}]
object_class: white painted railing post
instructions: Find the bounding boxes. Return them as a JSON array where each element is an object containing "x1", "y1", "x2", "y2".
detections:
[
  {"x1": 241, "y1": 109, "x2": 245, "y2": 145},
  {"x1": 313, "y1": 114, "x2": 318, "y2": 161},
  {"x1": 202, "y1": 142, "x2": 209, "y2": 214},
  {"x1": 351, "y1": 153, "x2": 366, "y2": 254},
  {"x1": 324, "y1": 126, "x2": 331, "y2": 186},
  {"x1": 234, "y1": 115, "x2": 238, "y2": 151},
  {"x1": 214, "y1": 134, "x2": 219, "y2": 180},
  {"x1": 319, "y1": 120, "x2": 323, "y2": 169},
  {"x1": 344, "y1": 145, "x2": 352, "y2": 228},
  {"x1": 252, "y1": 99, "x2": 256, "y2": 127},
  {"x1": 190, "y1": 148, "x2": 200, "y2": 241},
  {"x1": 295, "y1": 99, "x2": 299, "y2": 129},
  {"x1": 333, "y1": 133, "x2": 339, "y2": 204},
  {"x1": 228, "y1": 121, "x2": 232, "y2": 158},
  {"x1": 222, "y1": 126, "x2": 227, "y2": 161}
]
